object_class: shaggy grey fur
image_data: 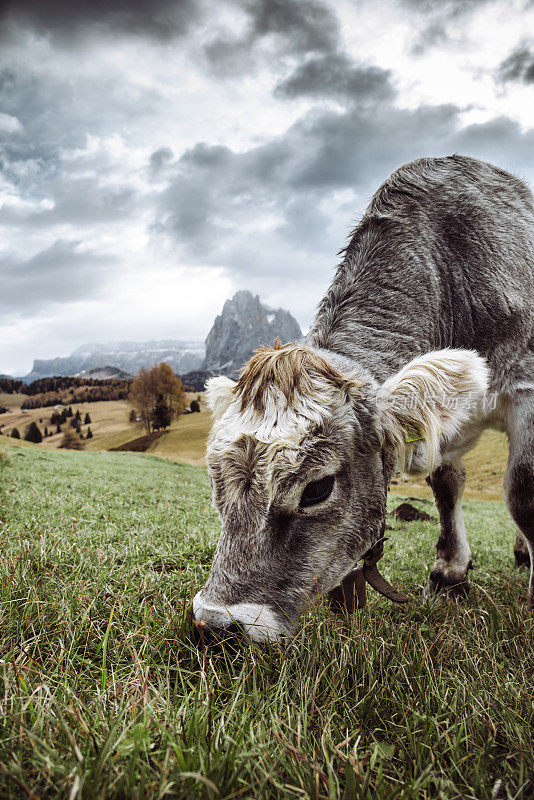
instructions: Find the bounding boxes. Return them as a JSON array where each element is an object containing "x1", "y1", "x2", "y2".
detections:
[
  {"x1": 195, "y1": 155, "x2": 534, "y2": 641},
  {"x1": 308, "y1": 154, "x2": 534, "y2": 600},
  {"x1": 309, "y1": 155, "x2": 534, "y2": 390}
]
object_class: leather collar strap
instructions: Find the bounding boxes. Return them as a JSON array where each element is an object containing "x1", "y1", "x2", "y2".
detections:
[
  {"x1": 362, "y1": 537, "x2": 409, "y2": 604},
  {"x1": 328, "y1": 538, "x2": 409, "y2": 612}
]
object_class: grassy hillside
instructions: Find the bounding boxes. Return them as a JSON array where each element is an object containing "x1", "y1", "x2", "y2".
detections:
[
  {"x1": 0, "y1": 396, "x2": 135, "y2": 452},
  {"x1": 0, "y1": 445, "x2": 532, "y2": 798},
  {"x1": 0, "y1": 391, "x2": 28, "y2": 408},
  {"x1": 0, "y1": 394, "x2": 211, "y2": 466}
]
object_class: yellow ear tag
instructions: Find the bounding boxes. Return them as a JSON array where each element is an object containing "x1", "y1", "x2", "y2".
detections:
[{"x1": 404, "y1": 423, "x2": 425, "y2": 443}]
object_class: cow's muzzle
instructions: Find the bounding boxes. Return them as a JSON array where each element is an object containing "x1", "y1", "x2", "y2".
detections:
[{"x1": 192, "y1": 593, "x2": 289, "y2": 644}]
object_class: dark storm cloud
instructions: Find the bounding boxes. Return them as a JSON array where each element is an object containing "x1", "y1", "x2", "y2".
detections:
[
  {"x1": 275, "y1": 197, "x2": 332, "y2": 249},
  {"x1": 244, "y1": 0, "x2": 338, "y2": 54},
  {"x1": 203, "y1": 0, "x2": 339, "y2": 75},
  {"x1": 0, "y1": 64, "x2": 163, "y2": 173},
  {"x1": 0, "y1": 240, "x2": 115, "y2": 315},
  {"x1": 0, "y1": 62, "x2": 157, "y2": 236},
  {"x1": 0, "y1": 0, "x2": 202, "y2": 41},
  {"x1": 155, "y1": 99, "x2": 534, "y2": 281},
  {"x1": 1, "y1": 175, "x2": 138, "y2": 229},
  {"x1": 452, "y1": 115, "x2": 534, "y2": 160},
  {"x1": 203, "y1": 0, "x2": 393, "y2": 110},
  {"x1": 154, "y1": 102, "x2": 453, "y2": 273},
  {"x1": 275, "y1": 54, "x2": 395, "y2": 103},
  {"x1": 497, "y1": 43, "x2": 534, "y2": 84},
  {"x1": 0, "y1": 91, "x2": 143, "y2": 233},
  {"x1": 170, "y1": 102, "x2": 461, "y2": 200}
]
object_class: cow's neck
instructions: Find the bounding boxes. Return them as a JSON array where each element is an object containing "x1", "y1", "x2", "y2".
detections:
[
  {"x1": 306, "y1": 322, "x2": 419, "y2": 384},
  {"x1": 307, "y1": 250, "x2": 437, "y2": 383}
]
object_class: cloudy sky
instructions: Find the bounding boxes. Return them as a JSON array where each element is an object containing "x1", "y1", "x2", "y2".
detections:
[{"x1": 1, "y1": 0, "x2": 534, "y2": 375}]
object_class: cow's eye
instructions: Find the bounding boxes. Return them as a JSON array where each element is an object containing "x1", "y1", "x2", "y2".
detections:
[{"x1": 300, "y1": 475, "x2": 335, "y2": 508}]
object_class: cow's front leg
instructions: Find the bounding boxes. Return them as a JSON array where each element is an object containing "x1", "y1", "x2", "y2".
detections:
[{"x1": 423, "y1": 459, "x2": 471, "y2": 599}]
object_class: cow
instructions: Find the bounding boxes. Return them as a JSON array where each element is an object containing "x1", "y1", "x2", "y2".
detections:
[{"x1": 193, "y1": 154, "x2": 534, "y2": 643}]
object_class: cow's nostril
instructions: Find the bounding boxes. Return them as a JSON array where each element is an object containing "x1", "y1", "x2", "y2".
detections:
[
  {"x1": 223, "y1": 623, "x2": 244, "y2": 637},
  {"x1": 192, "y1": 618, "x2": 245, "y2": 648}
]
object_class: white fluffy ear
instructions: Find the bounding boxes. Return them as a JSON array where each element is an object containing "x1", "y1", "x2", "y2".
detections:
[
  {"x1": 205, "y1": 376, "x2": 237, "y2": 419},
  {"x1": 376, "y1": 349, "x2": 489, "y2": 472}
]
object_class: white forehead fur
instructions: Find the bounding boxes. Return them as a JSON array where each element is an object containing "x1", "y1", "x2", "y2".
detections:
[{"x1": 209, "y1": 372, "x2": 349, "y2": 449}]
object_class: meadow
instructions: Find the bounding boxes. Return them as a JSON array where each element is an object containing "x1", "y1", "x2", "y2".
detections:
[
  {"x1": 0, "y1": 393, "x2": 212, "y2": 467},
  {"x1": 0, "y1": 440, "x2": 532, "y2": 799}
]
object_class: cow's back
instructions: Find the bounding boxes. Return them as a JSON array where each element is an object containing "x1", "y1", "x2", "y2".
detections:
[{"x1": 310, "y1": 155, "x2": 534, "y2": 390}]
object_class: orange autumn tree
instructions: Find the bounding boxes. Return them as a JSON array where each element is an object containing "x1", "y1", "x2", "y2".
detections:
[{"x1": 129, "y1": 363, "x2": 186, "y2": 434}]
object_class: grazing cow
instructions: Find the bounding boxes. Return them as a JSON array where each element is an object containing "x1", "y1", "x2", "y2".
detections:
[{"x1": 194, "y1": 155, "x2": 534, "y2": 643}]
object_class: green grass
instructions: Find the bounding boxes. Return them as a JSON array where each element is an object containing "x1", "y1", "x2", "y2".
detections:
[{"x1": 0, "y1": 446, "x2": 532, "y2": 799}]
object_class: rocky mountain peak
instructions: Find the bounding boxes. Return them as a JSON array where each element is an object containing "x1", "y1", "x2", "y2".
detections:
[{"x1": 203, "y1": 290, "x2": 302, "y2": 377}]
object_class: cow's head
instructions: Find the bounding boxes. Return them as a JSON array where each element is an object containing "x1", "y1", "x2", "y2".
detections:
[{"x1": 194, "y1": 342, "x2": 488, "y2": 642}]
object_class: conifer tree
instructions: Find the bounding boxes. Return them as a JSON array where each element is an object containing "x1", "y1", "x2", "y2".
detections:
[{"x1": 24, "y1": 421, "x2": 42, "y2": 444}]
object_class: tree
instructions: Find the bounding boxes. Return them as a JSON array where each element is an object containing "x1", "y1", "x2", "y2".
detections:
[
  {"x1": 129, "y1": 409, "x2": 136, "y2": 423},
  {"x1": 129, "y1": 363, "x2": 185, "y2": 434},
  {"x1": 56, "y1": 424, "x2": 62, "y2": 435},
  {"x1": 190, "y1": 399, "x2": 200, "y2": 413},
  {"x1": 157, "y1": 362, "x2": 186, "y2": 417},
  {"x1": 152, "y1": 393, "x2": 171, "y2": 431},
  {"x1": 86, "y1": 427, "x2": 93, "y2": 439},
  {"x1": 24, "y1": 421, "x2": 42, "y2": 443},
  {"x1": 60, "y1": 429, "x2": 85, "y2": 450},
  {"x1": 129, "y1": 367, "x2": 157, "y2": 434},
  {"x1": 11, "y1": 428, "x2": 20, "y2": 439},
  {"x1": 84, "y1": 413, "x2": 91, "y2": 424},
  {"x1": 66, "y1": 407, "x2": 73, "y2": 418},
  {"x1": 44, "y1": 427, "x2": 49, "y2": 437}
]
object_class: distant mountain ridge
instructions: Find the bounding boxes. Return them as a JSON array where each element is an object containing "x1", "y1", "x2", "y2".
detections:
[
  {"x1": 203, "y1": 290, "x2": 302, "y2": 377},
  {"x1": 75, "y1": 366, "x2": 134, "y2": 380},
  {"x1": 7, "y1": 291, "x2": 302, "y2": 386},
  {"x1": 20, "y1": 340, "x2": 205, "y2": 383}
]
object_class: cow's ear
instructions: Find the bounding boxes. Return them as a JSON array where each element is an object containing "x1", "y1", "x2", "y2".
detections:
[
  {"x1": 376, "y1": 349, "x2": 489, "y2": 471},
  {"x1": 205, "y1": 376, "x2": 236, "y2": 419}
]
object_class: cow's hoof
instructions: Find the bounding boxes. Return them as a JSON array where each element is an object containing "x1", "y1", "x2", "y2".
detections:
[
  {"x1": 423, "y1": 569, "x2": 470, "y2": 601},
  {"x1": 514, "y1": 548, "x2": 531, "y2": 569}
]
